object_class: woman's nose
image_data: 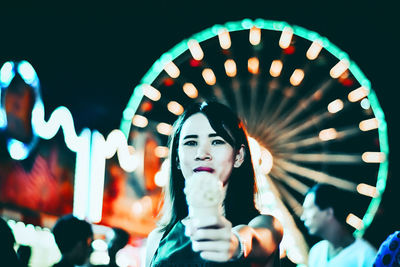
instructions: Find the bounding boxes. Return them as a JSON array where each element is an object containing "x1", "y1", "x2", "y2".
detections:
[{"x1": 195, "y1": 143, "x2": 211, "y2": 160}]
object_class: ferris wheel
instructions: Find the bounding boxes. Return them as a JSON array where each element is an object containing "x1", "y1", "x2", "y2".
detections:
[{"x1": 119, "y1": 19, "x2": 389, "y2": 264}]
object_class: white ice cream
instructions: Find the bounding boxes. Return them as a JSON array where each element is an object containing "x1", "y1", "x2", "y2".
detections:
[{"x1": 184, "y1": 172, "x2": 224, "y2": 218}]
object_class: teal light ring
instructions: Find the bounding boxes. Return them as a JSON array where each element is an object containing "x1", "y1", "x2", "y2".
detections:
[
  {"x1": 119, "y1": 84, "x2": 144, "y2": 138},
  {"x1": 119, "y1": 21, "x2": 389, "y2": 237}
]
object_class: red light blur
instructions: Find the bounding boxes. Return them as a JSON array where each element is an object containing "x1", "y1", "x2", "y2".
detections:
[
  {"x1": 163, "y1": 78, "x2": 174, "y2": 87},
  {"x1": 189, "y1": 59, "x2": 201, "y2": 67},
  {"x1": 141, "y1": 101, "x2": 153, "y2": 112},
  {"x1": 283, "y1": 46, "x2": 295, "y2": 55}
]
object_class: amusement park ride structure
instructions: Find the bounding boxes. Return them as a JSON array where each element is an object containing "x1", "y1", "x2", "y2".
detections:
[{"x1": 0, "y1": 19, "x2": 389, "y2": 265}]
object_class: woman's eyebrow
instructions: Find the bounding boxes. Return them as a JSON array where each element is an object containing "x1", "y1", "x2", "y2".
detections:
[
  {"x1": 209, "y1": 133, "x2": 219, "y2": 137},
  {"x1": 182, "y1": 134, "x2": 198, "y2": 140}
]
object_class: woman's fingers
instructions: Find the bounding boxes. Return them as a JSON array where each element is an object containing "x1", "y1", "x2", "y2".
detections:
[
  {"x1": 200, "y1": 251, "x2": 231, "y2": 262},
  {"x1": 192, "y1": 240, "x2": 230, "y2": 252},
  {"x1": 192, "y1": 216, "x2": 220, "y2": 228},
  {"x1": 192, "y1": 215, "x2": 232, "y2": 229},
  {"x1": 191, "y1": 229, "x2": 239, "y2": 262},
  {"x1": 191, "y1": 227, "x2": 231, "y2": 241},
  {"x1": 192, "y1": 240, "x2": 232, "y2": 261}
]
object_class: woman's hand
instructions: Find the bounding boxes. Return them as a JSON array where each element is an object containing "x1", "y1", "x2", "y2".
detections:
[{"x1": 184, "y1": 216, "x2": 241, "y2": 262}]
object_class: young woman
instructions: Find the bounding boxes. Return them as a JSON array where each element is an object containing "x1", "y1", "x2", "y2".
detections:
[{"x1": 145, "y1": 101, "x2": 283, "y2": 266}]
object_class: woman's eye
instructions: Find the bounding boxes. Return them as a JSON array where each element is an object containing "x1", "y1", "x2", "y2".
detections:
[
  {"x1": 184, "y1": 140, "x2": 197, "y2": 146},
  {"x1": 212, "y1": 139, "x2": 226, "y2": 145}
]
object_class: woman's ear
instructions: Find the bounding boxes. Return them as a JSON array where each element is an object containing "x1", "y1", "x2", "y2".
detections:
[{"x1": 234, "y1": 145, "x2": 245, "y2": 168}]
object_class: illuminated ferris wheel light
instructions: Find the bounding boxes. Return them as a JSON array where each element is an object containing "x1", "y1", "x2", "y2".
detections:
[
  {"x1": 360, "y1": 98, "x2": 371, "y2": 109},
  {"x1": 154, "y1": 171, "x2": 166, "y2": 187},
  {"x1": 359, "y1": 118, "x2": 379, "y2": 131},
  {"x1": 187, "y1": 39, "x2": 204, "y2": 60},
  {"x1": 330, "y1": 59, "x2": 350, "y2": 78},
  {"x1": 270, "y1": 60, "x2": 283, "y2": 77},
  {"x1": 132, "y1": 115, "x2": 148, "y2": 128},
  {"x1": 362, "y1": 152, "x2": 386, "y2": 163},
  {"x1": 319, "y1": 128, "x2": 338, "y2": 141},
  {"x1": 306, "y1": 40, "x2": 323, "y2": 60},
  {"x1": 289, "y1": 69, "x2": 305, "y2": 86},
  {"x1": 249, "y1": 26, "x2": 261, "y2": 45},
  {"x1": 202, "y1": 68, "x2": 216, "y2": 85},
  {"x1": 164, "y1": 61, "x2": 180, "y2": 78},
  {"x1": 127, "y1": 145, "x2": 135, "y2": 155},
  {"x1": 327, "y1": 99, "x2": 344, "y2": 113},
  {"x1": 167, "y1": 101, "x2": 184, "y2": 115},
  {"x1": 156, "y1": 122, "x2": 173, "y2": 136},
  {"x1": 279, "y1": 27, "x2": 293, "y2": 49},
  {"x1": 182, "y1": 83, "x2": 198, "y2": 98},
  {"x1": 248, "y1": 57, "x2": 259, "y2": 74},
  {"x1": 154, "y1": 146, "x2": 169, "y2": 158},
  {"x1": 348, "y1": 86, "x2": 369, "y2": 102},
  {"x1": 142, "y1": 84, "x2": 161, "y2": 101},
  {"x1": 224, "y1": 59, "x2": 237, "y2": 77},
  {"x1": 357, "y1": 183, "x2": 378, "y2": 198},
  {"x1": 154, "y1": 159, "x2": 170, "y2": 187},
  {"x1": 346, "y1": 213, "x2": 364, "y2": 230},
  {"x1": 218, "y1": 30, "x2": 231, "y2": 49}
]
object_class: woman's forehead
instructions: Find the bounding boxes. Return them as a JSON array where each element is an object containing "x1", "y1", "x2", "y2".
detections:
[{"x1": 180, "y1": 113, "x2": 215, "y2": 136}]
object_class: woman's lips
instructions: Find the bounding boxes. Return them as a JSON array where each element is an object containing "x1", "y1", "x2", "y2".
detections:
[{"x1": 193, "y1": 167, "x2": 214, "y2": 173}]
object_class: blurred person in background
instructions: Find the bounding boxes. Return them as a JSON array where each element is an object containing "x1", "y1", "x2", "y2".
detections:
[
  {"x1": 94, "y1": 227, "x2": 130, "y2": 267},
  {"x1": 301, "y1": 183, "x2": 376, "y2": 266},
  {"x1": 0, "y1": 216, "x2": 23, "y2": 267},
  {"x1": 51, "y1": 214, "x2": 93, "y2": 267},
  {"x1": 17, "y1": 245, "x2": 32, "y2": 267}
]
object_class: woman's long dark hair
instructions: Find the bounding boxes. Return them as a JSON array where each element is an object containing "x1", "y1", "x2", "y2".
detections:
[{"x1": 159, "y1": 101, "x2": 259, "y2": 233}]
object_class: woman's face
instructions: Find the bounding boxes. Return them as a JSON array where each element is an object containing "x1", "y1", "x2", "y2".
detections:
[{"x1": 178, "y1": 113, "x2": 238, "y2": 185}]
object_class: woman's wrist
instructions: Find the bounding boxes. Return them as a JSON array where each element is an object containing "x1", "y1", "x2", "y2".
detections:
[{"x1": 231, "y1": 228, "x2": 245, "y2": 261}]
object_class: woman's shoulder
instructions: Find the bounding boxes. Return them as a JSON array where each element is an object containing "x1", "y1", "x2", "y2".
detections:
[
  {"x1": 148, "y1": 226, "x2": 165, "y2": 237},
  {"x1": 145, "y1": 227, "x2": 165, "y2": 267},
  {"x1": 147, "y1": 226, "x2": 165, "y2": 250}
]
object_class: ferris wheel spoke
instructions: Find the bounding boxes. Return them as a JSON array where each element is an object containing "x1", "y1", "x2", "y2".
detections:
[
  {"x1": 268, "y1": 99, "x2": 353, "y2": 145},
  {"x1": 274, "y1": 126, "x2": 361, "y2": 152},
  {"x1": 279, "y1": 153, "x2": 363, "y2": 164},
  {"x1": 270, "y1": 175, "x2": 304, "y2": 217},
  {"x1": 269, "y1": 111, "x2": 331, "y2": 145},
  {"x1": 275, "y1": 158, "x2": 357, "y2": 191},
  {"x1": 270, "y1": 165, "x2": 310, "y2": 195},
  {"x1": 248, "y1": 75, "x2": 261, "y2": 130},
  {"x1": 265, "y1": 88, "x2": 293, "y2": 126},
  {"x1": 230, "y1": 78, "x2": 246, "y2": 119},
  {"x1": 272, "y1": 79, "x2": 335, "y2": 133},
  {"x1": 252, "y1": 79, "x2": 280, "y2": 137}
]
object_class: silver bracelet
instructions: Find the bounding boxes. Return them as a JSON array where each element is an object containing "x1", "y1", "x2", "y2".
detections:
[{"x1": 231, "y1": 229, "x2": 245, "y2": 260}]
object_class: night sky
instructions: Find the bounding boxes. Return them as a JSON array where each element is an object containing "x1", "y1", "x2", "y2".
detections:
[{"x1": 2, "y1": 0, "x2": 399, "y2": 247}]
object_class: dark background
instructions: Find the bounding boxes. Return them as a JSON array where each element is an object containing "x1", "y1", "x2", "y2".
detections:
[{"x1": 1, "y1": 0, "x2": 399, "y2": 249}]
